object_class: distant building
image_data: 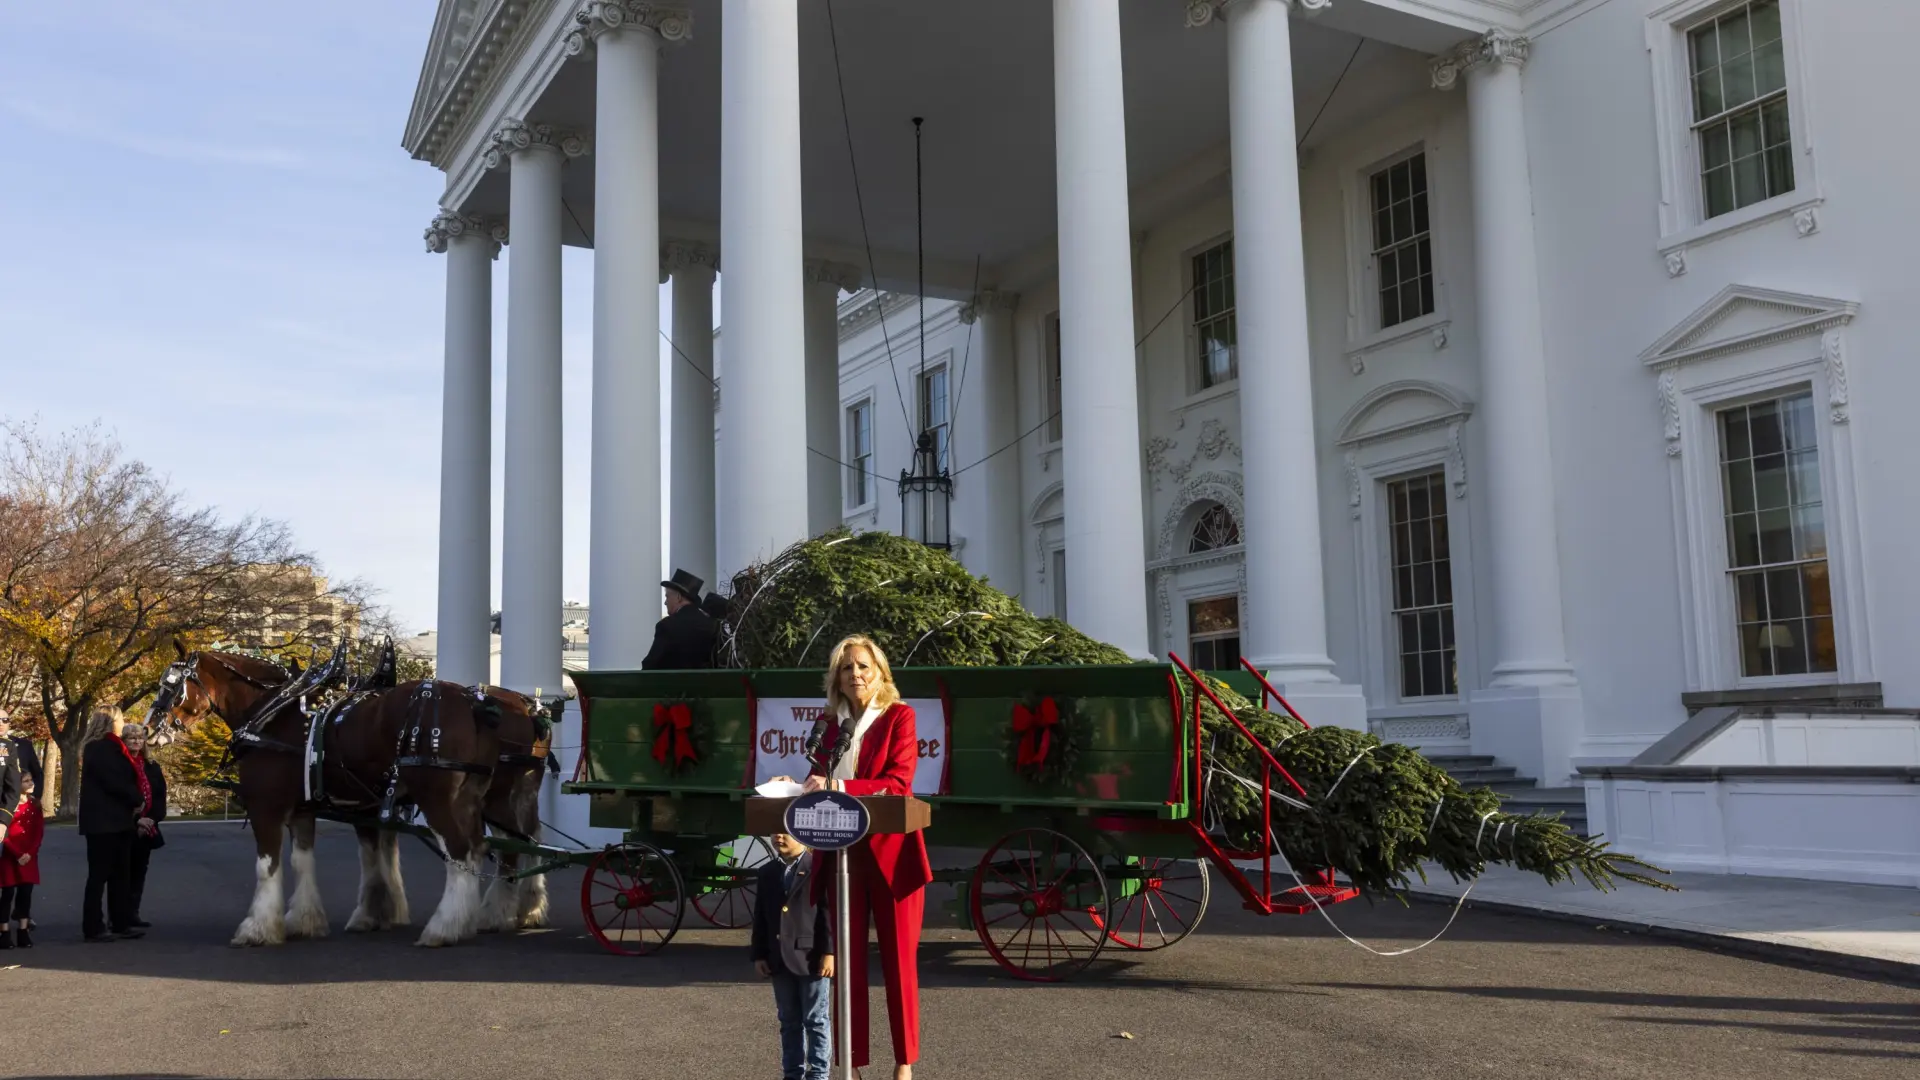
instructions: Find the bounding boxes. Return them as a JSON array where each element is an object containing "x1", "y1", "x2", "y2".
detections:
[
  {"x1": 401, "y1": 601, "x2": 590, "y2": 691},
  {"x1": 225, "y1": 565, "x2": 361, "y2": 651}
]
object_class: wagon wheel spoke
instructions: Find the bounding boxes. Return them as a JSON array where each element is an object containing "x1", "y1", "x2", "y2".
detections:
[{"x1": 971, "y1": 827, "x2": 1110, "y2": 982}]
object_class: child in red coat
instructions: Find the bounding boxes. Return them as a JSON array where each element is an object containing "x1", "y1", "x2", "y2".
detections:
[{"x1": 0, "y1": 776, "x2": 43, "y2": 948}]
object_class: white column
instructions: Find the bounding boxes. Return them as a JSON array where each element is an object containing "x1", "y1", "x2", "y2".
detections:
[
  {"x1": 1435, "y1": 32, "x2": 1583, "y2": 783},
  {"x1": 665, "y1": 242, "x2": 719, "y2": 588},
  {"x1": 717, "y1": 0, "x2": 808, "y2": 580},
  {"x1": 1192, "y1": 0, "x2": 1365, "y2": 727},
  {"x1": 1053, "y1": 0, "x2": 1151, "y2": 659},
  {"x1": 425, "y1": 213, "x2": 503, "y2": 688},
  {"x1": 960, "y1": 290, "x2": 1024, "y2": 594},
  {"x1": 804, "y1": 261, "x2": 861, "y2": 538},
  {"x1": 487, "y1": 121, "x2": 586, "y2": 698},
  {"x1": 568, "y1": 6, "x2": 685, "y2": 670}
]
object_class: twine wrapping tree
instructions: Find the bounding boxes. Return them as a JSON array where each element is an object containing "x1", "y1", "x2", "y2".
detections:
[{"x1": 717, "y1": 530, "x2": 1671, "y2": 896}]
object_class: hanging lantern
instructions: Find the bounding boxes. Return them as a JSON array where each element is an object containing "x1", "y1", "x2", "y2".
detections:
[{"x1": 899, "y1": 429, "x2": 952, "y2": 550}]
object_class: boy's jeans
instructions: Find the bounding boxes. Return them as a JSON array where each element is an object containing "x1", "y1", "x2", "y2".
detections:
[{"x1": 770, "y1": 966, "x2": 832, "y2": 1080}]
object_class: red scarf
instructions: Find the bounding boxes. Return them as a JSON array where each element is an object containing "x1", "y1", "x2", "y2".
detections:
[{"x1": 114, "y1": 735, "x2": 152, "y2": 821}]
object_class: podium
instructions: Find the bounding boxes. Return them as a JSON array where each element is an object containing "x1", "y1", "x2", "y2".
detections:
[
  {"x1": 744, "y1": 793, "x2": 932, "y2": 838},
  {"x1": 745, "y1": 792, "x2": 930, "y2": 1080}
]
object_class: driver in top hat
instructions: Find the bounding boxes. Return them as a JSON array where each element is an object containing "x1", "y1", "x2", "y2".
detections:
[{"x1": 642, "y1": 569, "x2": 720, "y2": 671}]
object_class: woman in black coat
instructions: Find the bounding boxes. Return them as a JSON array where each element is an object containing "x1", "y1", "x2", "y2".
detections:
[
  {"x1": 124, "y1": 723, "x2": 166, "y2": 928},
  {"x1": 78, "y1": 709, "x2": 146, "y2": 942}
]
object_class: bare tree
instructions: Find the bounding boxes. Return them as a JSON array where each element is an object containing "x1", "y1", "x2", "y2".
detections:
[{"x1": 0, "y1": 421, "x2": 318, "y2": 812}]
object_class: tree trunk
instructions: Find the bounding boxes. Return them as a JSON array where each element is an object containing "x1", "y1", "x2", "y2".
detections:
[
  {"x1": 38, "y1": 739, "x2": 60, "y2": 817},
  {"x1": 54, "y1": 719, "x2": 86, "y2": 821}
]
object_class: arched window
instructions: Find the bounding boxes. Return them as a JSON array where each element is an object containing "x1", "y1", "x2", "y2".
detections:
[{"x1": 1187, "y1": 503, "x2": 1241, "y2": 554}]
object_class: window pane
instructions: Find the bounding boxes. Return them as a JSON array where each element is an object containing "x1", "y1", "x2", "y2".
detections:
[
  {"x1": 1729, "y1": 109, "x2": 1764, "y2": 160},
  {"x1": 1792, "y1": 503, "x2": 1826, "y2": 560},
  {"x1": 1719, "y1": 405, "x2": 1752, "y2": 460},
  {"x1": 1751, "y1": 1, "x2": 1782, "y2": 43},
  {"x1": 1752, "y1": 454, "x2": 1788, "y2": 510},
  {"x1": 1704, "y1": 166, "x2": 1735, "y2": 218},
  {"x1": 1720, "y1": 6, "x2": 1753, "y2": 62},
  {"x1": 1754, "y1": 38, "x2": 1786, "y2": 96},
  {"x1": 1765, "y1": 567, "x2": 1805, "y2": 621},
  {"x1": 1747, "y1": 399, "x2": 1784, "y2": 456},
  {"x1": 1721, "y1": 51, "x2": 1756, "y2": 109},
  {"x1": 1723, "y1": 459, "x2": 1755, "y2": 514},
  {"x1": 1757, "y1": 507, "x2": 1794, "y2": 563},
  {"x1": 1410, "y1": 152, "x2": 1427, "y2": 193},
  {"x1": 1786, "y1": 448, "x2": 1820, "y2": 506},
  {"x1": 1689, "y1": 22, "x2": 1720, "y2": 73},
  {"x1": 1764, "y1": 146, "x2": 1795, "y2": 200},
  {"x1": 1694, "y1": 71, "x2": 1724, "y2": 120}
]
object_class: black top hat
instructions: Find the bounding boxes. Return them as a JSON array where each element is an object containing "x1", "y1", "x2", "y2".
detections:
[
  {"x1": 700, "y1": 591, "x2": 730, "y2": 621},
  {"x1": 662, "y1": 569, "x2": 705, "y2": 605}
]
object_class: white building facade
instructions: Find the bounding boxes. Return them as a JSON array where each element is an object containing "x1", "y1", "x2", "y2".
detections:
[{"x1": 408, "y1": 0, "x2": 1920, "y2": 883}]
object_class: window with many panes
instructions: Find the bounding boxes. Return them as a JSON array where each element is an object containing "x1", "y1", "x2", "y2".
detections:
[
  {"x1": 845, "y1": 398, "x2": 873, "y2": 508},
  {"x1": 1688, "y1": 1, "x2": 1792, "y2": 218},
  {"x1": 1370, "y1": 153, "x2": 1433, "y2": 330},
  {"x1": 918, "y1": 365, "x2": 950, "y2": 470},
  {"x1": 1717, "y1": 391, "x2": 1833, "y2": 677},
  {"x1": 1190, "y1": 240, "x2": 1237, "y2": 388},
  {"x1": 1044, "y1": 313, "x2": 1063, "y2": 444},
  {"x1": 1388, "y1": 471, "x2": 1457, "y2": 698},
  {"x1": 1188, "y1": 596, "x2": 1241, "y2": 672}
]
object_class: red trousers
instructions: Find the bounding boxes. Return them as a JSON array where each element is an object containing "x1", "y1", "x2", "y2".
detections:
[{"x1": 842, "y1": 845, "x2": 923, "y2": 1068}]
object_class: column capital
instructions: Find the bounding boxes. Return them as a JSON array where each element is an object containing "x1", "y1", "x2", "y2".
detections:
[
  {"x1": 958, "y1": 289, "x2": 1020, "y2": 324},
  {"x1": 564, "y1": 2, "x2": 692, "y2": 56},
  {"x1": 660, "y1": 239, "x2": 719, "y2": 283},
  {"x1": 483, "y1": 120, "x2": 591, "y2": 170},
  {"x1": 425, "y1": 212, "x2": 509, "y2": 257},
  {"x1": 1430, "y1": 29, "x2": 1531, "y2": 90},
  {"x1": 803, "y1": 259, "x2": 864, "y2": 293},
  {"x1": 1184, "y1": 0, "x2": 1330, "y2": 29}
]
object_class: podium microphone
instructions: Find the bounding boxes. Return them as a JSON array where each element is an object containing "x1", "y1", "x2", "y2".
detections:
[
  {"x1": 826, "y1": 724, "x2": 855, "y2": 776},
  {"x1": 803, "y1": 712, "x2": 832, "y2": 761}
]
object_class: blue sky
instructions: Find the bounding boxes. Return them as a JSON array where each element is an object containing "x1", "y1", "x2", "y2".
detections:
[{"x1": 0, "y1": 2, "x2": 675, "y2": 633}]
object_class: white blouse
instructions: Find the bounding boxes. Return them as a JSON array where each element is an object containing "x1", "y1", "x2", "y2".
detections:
[{"x1": 830, "y1": 701, "x2": 886, "y2": 783}]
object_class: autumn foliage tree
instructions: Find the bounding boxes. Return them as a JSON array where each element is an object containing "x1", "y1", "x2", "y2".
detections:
[{"x1": 0, "y1": 421, "x2": 326, "y2": 813}]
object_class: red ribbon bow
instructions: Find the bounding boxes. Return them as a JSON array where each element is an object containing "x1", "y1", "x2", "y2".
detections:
[
  {"x1": 652, "y1": 702, "x2": 698, "y2": 768},
  {"x1": 1012, "y1": 697, "x2": 1059, "y2": 769}
]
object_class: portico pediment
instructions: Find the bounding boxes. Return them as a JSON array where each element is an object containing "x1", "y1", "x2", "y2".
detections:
[
  {"x1": 404, "y1": 0, "x2": 538, "y2": 165},
  {"x1": 1638, "y1": 285, "x2": 1858, "y2": 370}
]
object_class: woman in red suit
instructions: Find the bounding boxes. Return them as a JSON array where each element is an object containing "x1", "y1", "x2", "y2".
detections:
[{"x1": 803, "y1": 634, "x2": 930, "y2": 1080}]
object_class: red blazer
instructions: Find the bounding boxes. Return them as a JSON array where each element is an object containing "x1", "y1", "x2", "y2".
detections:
[
  {"x1": 0, "y1": 801, "x2": 43, "y2": 887},
  {"x1": 809, "y1": 701, "x2": 932, "y2": 901}
]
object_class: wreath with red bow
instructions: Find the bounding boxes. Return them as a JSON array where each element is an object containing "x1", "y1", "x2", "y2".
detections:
[
  {"x1": 1004, "y1": 694, "x2": 1084, "y2": 788},
  {"x1": 650, "y1": 700, "x2": 704, "y2": 776}
]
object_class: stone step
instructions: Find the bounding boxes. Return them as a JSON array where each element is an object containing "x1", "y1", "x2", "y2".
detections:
[
  {"x1": 1424, "y1": 755, "x2": 1497, "y2": 769},
  {"x1": 1446, "y1": 766, "x2": 1524, "y2": 783}
]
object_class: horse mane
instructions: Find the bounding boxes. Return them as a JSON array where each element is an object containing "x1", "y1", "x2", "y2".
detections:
[{"x1": 202, "y1": 651, "x2": 292, "y2": 684}]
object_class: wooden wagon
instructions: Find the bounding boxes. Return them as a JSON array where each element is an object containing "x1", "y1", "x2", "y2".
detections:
[{"x1": 561, "y1": 655, "x2": 1359, "y2": 981}]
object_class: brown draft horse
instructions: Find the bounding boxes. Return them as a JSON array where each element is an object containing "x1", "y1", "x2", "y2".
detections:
[{"x1": 152, "y1": 647, "x2": 551, "y2": 947}]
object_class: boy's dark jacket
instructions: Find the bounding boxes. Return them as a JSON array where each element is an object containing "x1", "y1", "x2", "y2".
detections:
[{"x1": 750, "y1": 852, "x2": 831, "y2": 976}]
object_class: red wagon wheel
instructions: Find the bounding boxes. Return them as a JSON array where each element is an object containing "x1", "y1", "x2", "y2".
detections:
[
  {"x1": 970, "y1": 827, "x2": 1111, "y2": 982},
  {"x1": 691, "y1": 836, "x2": 775, "y2": 929},
  {"x1": 581, "y1": 842, "x2": 685, "y2": 957},
  {"x1": 1100, "y1": 857, "x2": 1211, "y2": 951}
]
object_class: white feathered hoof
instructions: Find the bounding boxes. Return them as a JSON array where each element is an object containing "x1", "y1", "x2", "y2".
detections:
[
  {"x1": 344, "y1": 908, "x2": 384, "y2": 933},
  {"x1": 476, "y1": 877, "x2": 519, "y2": 934},
  {"x1": 284, "y1": 904, "x2": 330, "y2": 940},
  {"x1": 230, "y1": 915, "x2": 286, "y2": 948},
  {"x1": 516, "y1": 877, "x2": 551, "y2": 930}
]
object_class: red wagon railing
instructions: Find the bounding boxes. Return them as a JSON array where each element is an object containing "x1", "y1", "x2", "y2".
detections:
[{"x1": 1167, "y1": 652, "x2": 1359, "y2": 916}]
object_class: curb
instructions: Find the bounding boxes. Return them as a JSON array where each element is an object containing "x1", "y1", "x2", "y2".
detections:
[{"x1": 1406, "y1": 889, "x2": 1920, "y2": 988}]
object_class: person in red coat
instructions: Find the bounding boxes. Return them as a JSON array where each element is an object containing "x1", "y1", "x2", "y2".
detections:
[
  {"x1": 803, "y1": 635, "x2": 930, "y2": 1080},
  {"x1": 0, "y1": 774, "x2": 42, "y2": 948}
]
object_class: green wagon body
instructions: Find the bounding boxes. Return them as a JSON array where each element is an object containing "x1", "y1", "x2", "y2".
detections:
[{"x1": 561, "y1": 663, "x2": 1322, "y2": 978}]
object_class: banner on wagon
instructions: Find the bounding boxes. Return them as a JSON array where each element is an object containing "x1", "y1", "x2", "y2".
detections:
[{"x1": 753, "y1": 697, "x2": 946, "y2": 795}]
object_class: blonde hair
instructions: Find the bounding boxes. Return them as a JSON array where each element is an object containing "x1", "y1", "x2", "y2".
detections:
[
  {"x1": 82, "y1": 706, "x2": 124, "y2": 745},
  {"x1": 823, "y1": 635, "x2": 900, "y2": 717}
]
